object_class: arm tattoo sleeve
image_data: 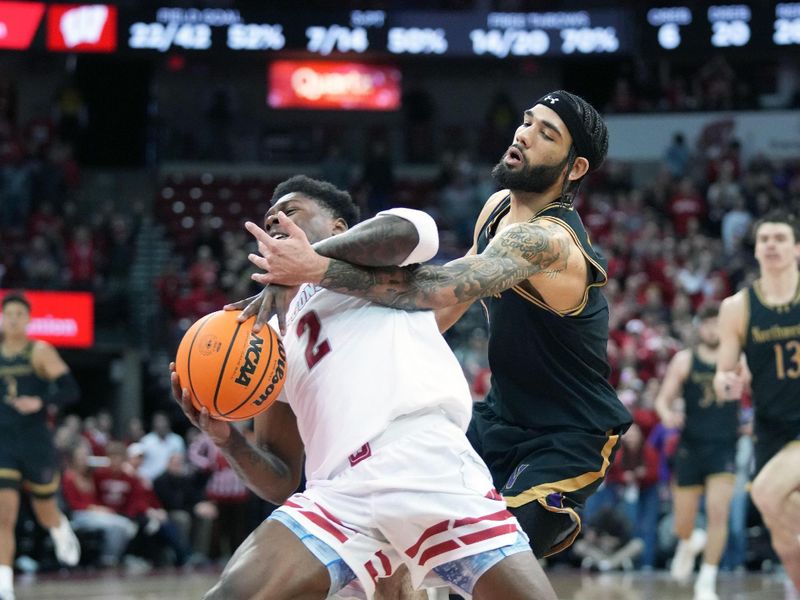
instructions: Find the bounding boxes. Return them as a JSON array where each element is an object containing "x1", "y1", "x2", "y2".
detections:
[{"x1": 320, "y1": 220, "x2": 570, "y2": 310}]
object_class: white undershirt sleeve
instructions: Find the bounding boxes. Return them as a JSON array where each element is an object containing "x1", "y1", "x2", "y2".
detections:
[{"x1": 376, "y1": 208, "x2": 439, "y2": 266}]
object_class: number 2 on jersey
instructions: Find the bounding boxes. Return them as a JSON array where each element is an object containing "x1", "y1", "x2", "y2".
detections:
[{"x1": 297, "y1": 311, "x2": 331, "y2": 369}]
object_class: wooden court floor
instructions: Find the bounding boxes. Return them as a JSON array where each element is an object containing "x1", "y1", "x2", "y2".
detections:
[{"x1": 12, "y1": 567, "x2": 794, "y2": 599}]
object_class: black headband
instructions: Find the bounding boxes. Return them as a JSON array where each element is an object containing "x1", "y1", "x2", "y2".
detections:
[{"x1": 535, "y1": 92, "x2": 599, "y2": 169}]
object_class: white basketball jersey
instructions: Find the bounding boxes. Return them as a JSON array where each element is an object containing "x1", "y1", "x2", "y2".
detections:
[{"x1": 279, "y1": 283, "x2": 472, "y2": 482}]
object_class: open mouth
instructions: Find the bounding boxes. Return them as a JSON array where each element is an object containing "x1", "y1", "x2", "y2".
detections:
[
  {"x1": 271, "y1": 232, "x2": 288, "y2": 240},
  {"x1": 505, "y1": 146, "x2": 523, "y2": 165}
]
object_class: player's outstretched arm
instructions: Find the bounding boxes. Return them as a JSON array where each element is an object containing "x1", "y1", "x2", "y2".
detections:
[
  {"x1": 170, "y1": 363, "x2": 303, "y2": 504},
  {"x1": 654, "y1": 349, "x2": 691, "y2": 429},
  {"x1": 714, "y1": 291, "x2": 747, "y2": 401},
  {"x1": 228, "y1": 209, "x2": 438, "y2": 332},
  {"x1": 252, "y1": 217, "x2": 572, "y2": 311}
]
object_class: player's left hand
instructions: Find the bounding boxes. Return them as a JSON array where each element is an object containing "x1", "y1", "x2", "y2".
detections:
[
  {"x1": 13, "y1": 395, "x2": 43, "y2": 414},
  {"x1": 245, "y1": 213, "x2": 329, "y2": 286},
  {"x1": 224, "y1": 284, "x2": 295, "y2": 335}
]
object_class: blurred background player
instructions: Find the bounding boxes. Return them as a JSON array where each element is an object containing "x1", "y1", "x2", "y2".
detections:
[
  {"x1": 655, "y1": 302, "x2": 742, "y2": 600},
  {"x1": 715, "y1": 209, "x2": 800, "y2": 595},
  {"x1": 177, "y1": 175, "x2": 557, "y2": 600},
  {"x1": 244, "y1": 91, "x2": 632, "y2": 560},
  {"x1": 0, "y1": 291, "x2": 81, "y2": 600}
]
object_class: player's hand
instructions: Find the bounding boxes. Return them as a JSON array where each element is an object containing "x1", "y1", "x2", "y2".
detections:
[
  {"x1": 714, "y1": 370, "x2": 744, "y2": 401},
  {"x1": 169, "y1": 362, "x2": 231, "y2": 446},
  {"x1": 245, "y1": 214, "x2": 329, "y2": 286},
  {"x1": 223, "y1": 284, "x2": 295, "y2": 335},
  {"x1": 13, "y1": 395, "x2": 43, "y2": 414},
  {"x1": 660, "y1": 410, "x2": 684, "y2": 430}
]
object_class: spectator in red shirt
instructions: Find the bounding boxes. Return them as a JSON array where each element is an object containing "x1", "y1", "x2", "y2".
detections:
[
  {"x1": 62, "y1": 441, "x2": 136, "y2": 566},
  {"x1": 94, "y1": 441, "x2": 188, "y2": 567},
  {"x1": 668, "y1": 178, "x2": 707, "y2": 236},
  {"x1": 66, "y1": 225, "x2": 96, "y2": 290}
]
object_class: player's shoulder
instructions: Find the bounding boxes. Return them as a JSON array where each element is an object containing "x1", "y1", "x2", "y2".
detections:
[
  {"x1": 670, "y1": 347, "x2": 693, "y2": 371},
  {"x1": 720, "y1": 289, "x2": 748, "y2": 314},
  {"x1": 30, "y1": 339, "x2": 57, "y2": 357},
  {"x1": 477, "y1": 190, "x2": 508, "y2": 222}
]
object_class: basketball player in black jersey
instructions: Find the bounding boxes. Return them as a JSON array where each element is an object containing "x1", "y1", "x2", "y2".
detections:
[
  {"x1": 242, "y1": 90, "x2": 632, "y2": 561},
  {"x1": 655, "y1": 303, "x2": 742, "y2": 600},
  {"x1": 0, "y1": 292, "x2": 81, "y2": 600},
  {"x1": 715, "y1": 210, "x2": 800, "y2": 594}
]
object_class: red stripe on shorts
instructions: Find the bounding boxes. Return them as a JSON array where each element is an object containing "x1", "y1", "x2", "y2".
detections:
[
  {"x1": 365, "y1": 560, "x2": 379, "y2": 583},
  {"x1": 376, "y1": 549, "x2": 391, "y2": 575},
  {"x1": 405, "y1": 520, "x2": 451, "y2": 558},
  {"x1": 458, "y1": 523, "x2": 518, "y2": 546},
  {"x1": 453, "y1": 509, "x2": 511, "y2": 528},
  {"x1": 299, "y1": 510, "x2": 348, "y2": 543},
  {"x1": 316, "y1": 502, "x2": 357, "y2": 533},
  {"x1": 407, "y1": 509, "x2": 513, "y2": 558},
  {"x1": 419, "y1": 540, "x2": 460, "y2": 566},
  {"x1": 485, "y1": 488, "x2": 503, "y2": 501}
]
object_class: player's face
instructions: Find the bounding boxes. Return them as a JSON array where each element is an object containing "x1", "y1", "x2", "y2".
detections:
[
  {"x1": 754, "y1": 222, "x2": 800, "y2": 272},
  {"x1": 266, "y1": 193, "x2": 344, "y2": 245},
  {"x1": 492, "y1": 104, "x2": 572, "y2": 193},
  {"x1": 1, "y1": 301, "x2": 30, "y2": 339},
  {"x1": 698, "y1": 316, "x2": 720, "y2": 349}
]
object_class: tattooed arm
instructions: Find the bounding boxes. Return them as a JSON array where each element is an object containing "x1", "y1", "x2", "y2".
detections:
[
  {"x1": 319, "y1": 220, "x2": 571, "y2": 309},
  {"x1": 249, "y1": 218, "x2": 571, "y2": 312}
]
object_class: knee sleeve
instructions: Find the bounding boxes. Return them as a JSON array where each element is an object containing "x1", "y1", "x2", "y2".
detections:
[{"x1": 510, "y1": 502, "x2": 577, "y2": 558}]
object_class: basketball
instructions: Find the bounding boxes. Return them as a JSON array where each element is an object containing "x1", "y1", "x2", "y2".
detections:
[{"x1": 175, "y1": 310, "x2": 287, "y2": 421}]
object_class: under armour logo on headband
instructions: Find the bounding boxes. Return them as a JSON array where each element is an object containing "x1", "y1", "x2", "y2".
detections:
[{"x1": 543, "y1": 95, "x2": 559, "y2": 104}]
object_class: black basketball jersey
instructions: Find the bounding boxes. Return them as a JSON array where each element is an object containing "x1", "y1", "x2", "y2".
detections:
[
  {"x1": 0, "y1": 342, "x2": 49, "y2": 427},
  {"x1": 744, "y1": 281, "x2": 800, "y2": 427},
  {"x1": 682, "y1": 352, "x2": 739, "y2": 442},
  {"x1": 476, "y1": 196, "x2": 631, "y2": 433}
]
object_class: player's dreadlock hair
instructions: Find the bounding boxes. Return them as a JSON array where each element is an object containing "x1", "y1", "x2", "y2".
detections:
[
  {"x1": 536, "y1": 90, "x2": 609, "y2": 204},
  {"x1": 272, "y1": 175, "x2": 360, "y2": 227}
]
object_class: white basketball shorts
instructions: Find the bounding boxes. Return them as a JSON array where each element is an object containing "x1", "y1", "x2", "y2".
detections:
[{"x1": 271, "y1": 411, "x2": 529, "y2": 599}]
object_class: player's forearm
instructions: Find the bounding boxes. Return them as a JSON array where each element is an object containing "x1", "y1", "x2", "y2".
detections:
[
  {"x1": 217, "y1": 427, "x2": 297, "y2": 504},
  {"x1": 317, "y1": 220, "x2": 566, "y2": 309},
  {"x1": 320, "y1": 247, "x2": 537, "y2": 310},
  {"x1": 312, "y1": 215, "x2": 419, "y2": 267}
]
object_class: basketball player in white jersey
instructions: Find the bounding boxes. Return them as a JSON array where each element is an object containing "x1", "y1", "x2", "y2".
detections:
[{"x1": 171, "y1": 175, "x2": 556, "y2": 600}]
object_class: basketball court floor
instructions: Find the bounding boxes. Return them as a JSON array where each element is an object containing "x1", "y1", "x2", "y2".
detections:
[{"x1": 12, "y1": 567, "x2": 793, "y2": 599}]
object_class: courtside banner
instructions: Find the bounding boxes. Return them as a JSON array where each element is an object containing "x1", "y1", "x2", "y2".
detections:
[
  {"x1": 0, "y1": 290, "x2": 94, "y2": 348},
  {"x1": 0, "y1": 1, "x2": 45, "y2": 50},
  {"x1": 268, "y1": 60, "x2": 401, "y2": 110},
  {"x1": 47, "y1": 3, "x2": 117, "y2": 52}
]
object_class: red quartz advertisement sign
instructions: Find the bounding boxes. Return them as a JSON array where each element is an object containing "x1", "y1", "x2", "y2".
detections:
[
  {"x1": 0, "y1": 290, "x2": 94, "y2": 348},
  {"x1": 268, "y1": 60, "x2": 401, "y2": 110},
  {"x1": 47, "y1": 4, "x2": 117, "y2": 52},
  {"x1": 0, "y1": 2, "x2": 45, "y2": 50}
]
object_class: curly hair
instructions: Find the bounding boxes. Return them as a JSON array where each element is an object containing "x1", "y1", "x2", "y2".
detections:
[{"x1": 271, "y1": 175, "x2": 360, "y2": 227}]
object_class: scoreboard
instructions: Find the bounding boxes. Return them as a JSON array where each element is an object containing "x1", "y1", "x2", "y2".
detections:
[
  {"x1": 641, "y1": 3, "x2": 800, "y2": 54},
  {"x1": 120, "y1": 7, "x2": 630, "y2": 58},
  {"x1": 1, "y1": 2, "x2": 798, "y2": 57}
]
